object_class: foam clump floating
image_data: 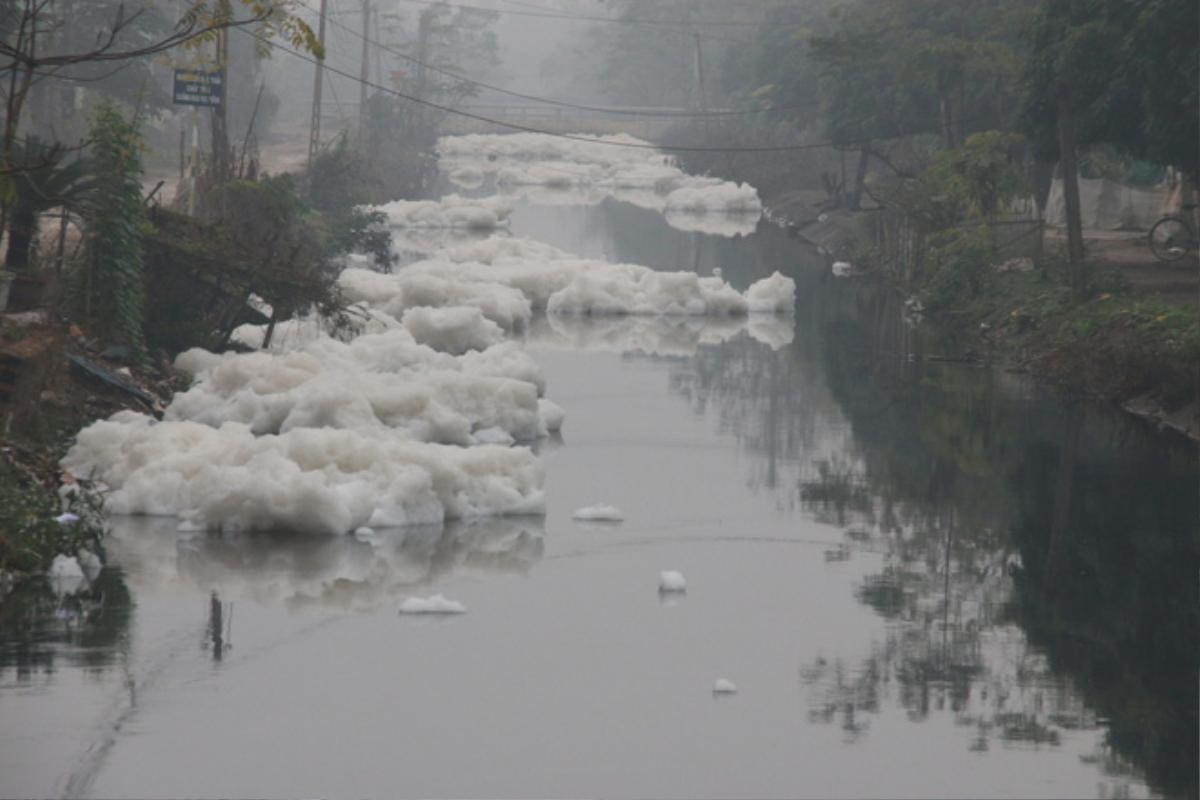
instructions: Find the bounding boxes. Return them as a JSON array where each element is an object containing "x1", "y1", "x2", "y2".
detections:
[
  {"x1": 61, "y1": 412, "x2": 545, "y2": 535},
  {"x1": 399, "y1": 594, "x2": 466, "y2": 614},
  {"x1": 370, "y1": 194, "x2": 511, "y2": 230},
  {"x1": 572, "y1": 504, "x2": 624, "y2": 522},
  {"x1": 340, "y1": 236, "x2": 795, "y2": 319},
  {"x1": 436, "y1": 133, "x2": 763, "y2": 237},
  {"x1": 659, "y1": 570, "x2": 687, "y2": 593},
  {"x1": 168, "y1": 329, "x2": 554, "y2": 444}
]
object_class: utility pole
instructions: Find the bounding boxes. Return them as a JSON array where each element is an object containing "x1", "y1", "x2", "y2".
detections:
[
  {"x1": 373, "y1": 6, "x2": 383, "y2": 86},
  {"x1": 358, "y1": 0, "x2": 370, "y2": 146},
  {"x1": 693, "y1": 32, "x2": 708, "y2": 140},
  {"x1": 211, "y1": 27, "x2": 230, "y2": 183},
  {"x1": 413, "y1": 8, "x2": 432, "y2": 131},
  {"x1": 307, "y1": 0, "x2": 330, "y2": 166}
]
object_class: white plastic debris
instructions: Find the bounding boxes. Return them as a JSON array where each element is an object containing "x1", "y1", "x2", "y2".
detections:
[
  {"x1": 572, "y1": 504, "x2": 623, "y2": 522},
  {"x1": 713, "y1": 678, "x2": 738, "y2": 694},
  {"x1": 658, "y1": 570, "x2": 687, "y2": 593},
  {"x1": 398, "y1": 594, "x2": 466, "y2": 615},
  {"x1": 54, "y1": 512, "x2": 80, "y2": 525}
]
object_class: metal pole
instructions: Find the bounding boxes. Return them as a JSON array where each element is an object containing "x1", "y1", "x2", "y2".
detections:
[
  {"x1": 358, "y1": 0, "x2": 370, "y2": 146},
  {"x1": 307, "y1": 0, "x2": 329, "y2": 166}
]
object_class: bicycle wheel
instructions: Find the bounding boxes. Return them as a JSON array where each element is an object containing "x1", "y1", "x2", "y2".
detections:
[{"x1": 1148, "y1": 216, "x2": 1192, "y2": 262}]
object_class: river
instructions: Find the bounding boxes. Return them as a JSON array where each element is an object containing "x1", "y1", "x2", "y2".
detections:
[{"x1": 1, "y1": 138, "x2": 1196, "y2": 799}]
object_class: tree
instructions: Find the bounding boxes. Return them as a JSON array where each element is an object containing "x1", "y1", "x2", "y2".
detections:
[
  {"x1": 0, "y1": 0, "x2": 321, "y2": 242},
  {"x1": 810, "y1": 1, "x2": 1034, "y2": 150},
  {"x1": 3, "y1": 135, "x2": 94, "y2": 270},
  {"x1": 1022, "y1": 0, "x2": 1199, "y2": 182}
]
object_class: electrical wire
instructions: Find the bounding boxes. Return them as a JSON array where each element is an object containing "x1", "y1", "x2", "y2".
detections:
[
  {"x1": 245, "y1": 26, "x2": 965, "y2": 154},
  {"x1": 389, "y1": 0, "x2": 762, "y2": 27},
  {"x1": 290, "y1": 0, "x2": 775, "y2": 118}
]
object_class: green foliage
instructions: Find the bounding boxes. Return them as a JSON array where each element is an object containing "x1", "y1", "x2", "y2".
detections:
[
  {"x1": 809, "y1": 0, "x2": 1036, "y2": 146},
  {"x1": 1021, "y1": 0, "x2": 1199, "y2": 179},
  {"x1": 919, "y1": 224, "x2": 998, "y2": 312},
  {"x1": 924, "y1": 131, "x2": 1028, "y2": 220},
  {"x1": 3, "y1": 137, "x2": 95, "y2": 271},
  {"x1": 78, "y1": 101, "x2": 147, "y2": 351},
  {"x1": 0, "y1": 463, "x2": 106, "y2": 575},
  {"x1": 305, "y1": 134, "x2": 395, "y2": 269}
]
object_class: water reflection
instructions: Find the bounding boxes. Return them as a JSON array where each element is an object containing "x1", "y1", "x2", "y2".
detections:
[
  {"x1": 106, "y1": 516, "x2": 545, "y2": 612},
  {"x1": 0, "y1": 568, "x2": 133, "y2": 680},
  {"x1": 658, "y1": 283, "x2": 1198, "y2": 798},
  {"x1": 527, "y1": 313, "x2": 793, "y2": 357}
]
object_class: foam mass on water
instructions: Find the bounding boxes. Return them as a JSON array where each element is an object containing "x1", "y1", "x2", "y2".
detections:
[
  {"x1": 435, "y1": 132, "x2": 763, "y2": 237},
  {"x1": 62, "y1": 136, "x2": 794, "y2": 536}
]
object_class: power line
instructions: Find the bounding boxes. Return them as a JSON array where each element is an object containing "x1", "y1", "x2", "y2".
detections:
[
  {"x1": 291, "y1": 0, "x2": 772, "y2": 118},
  {"x1": 390, "y1": 0, "x2": 762, "y2": 27},
  {"x1": 244, "y1": 26, "x2": 966, "y2": 154}
]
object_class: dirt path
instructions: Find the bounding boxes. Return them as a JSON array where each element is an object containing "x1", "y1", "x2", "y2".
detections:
[{"x1": 1047, "y1": 227, "x2": 1199, "y2": 305}]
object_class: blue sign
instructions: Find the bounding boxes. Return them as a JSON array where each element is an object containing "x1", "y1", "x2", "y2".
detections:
[{"x1": 173, "y1": 69, "x2": 223, "y2": 107}]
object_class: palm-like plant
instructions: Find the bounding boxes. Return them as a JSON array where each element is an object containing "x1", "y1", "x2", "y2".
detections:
[{"x1": 4, "y1": 137, "x2": 95, "y2": 271}]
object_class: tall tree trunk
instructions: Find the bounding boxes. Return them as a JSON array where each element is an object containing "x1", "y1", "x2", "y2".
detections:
[
  {"x1": 3, "y1": 205, "x2": 36, "y2": 271},
  {"x1": 1056, "y1": 100, "x2": 1086, "y2": 295},
  {"x1": 848, "y1": 145, "x2": 871, "y2": 211}
]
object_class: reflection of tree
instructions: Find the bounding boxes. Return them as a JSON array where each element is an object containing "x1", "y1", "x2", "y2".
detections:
[
  {"x1": 1007, "y1": 412, "x2": 1199, "y2": 799},
  {"x1": 0, "y1": 568, "x2": 133, "y2": 680},
  {"x1": 661, "y1": 273, "x2": 1197, "y2": 797}
]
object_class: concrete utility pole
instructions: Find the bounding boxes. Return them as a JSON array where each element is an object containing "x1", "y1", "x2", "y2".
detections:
[
  {"x1": 692, "y1": 33, "x2": 706, "y2": 114},
  {"x1": 373, "y1": 6, "x2": 383, "y2": 86},
  {"x1": 211, "y1": 27, "x2": 230, "y2": 183},
  {"x1": 358, "y1": 0, "x2": 370, "y2": 145},
  {"x1": 307, "y1": 0, "x2": 330, "y2": 166},
  {"x1": 413, "y1": 8, "x2": 432, "y2": 130}
]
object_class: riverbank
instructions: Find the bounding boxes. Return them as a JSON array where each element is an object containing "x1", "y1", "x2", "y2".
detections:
[
  {"x1": 0, "y1": 311, "x2": 178, "y2": 595},
  {"x1": 808, "y1": 211, "x2": 1199, "y2": 439},
  {"x1": 670, "y1": 138, "x2": 1199, "y2": 441}
]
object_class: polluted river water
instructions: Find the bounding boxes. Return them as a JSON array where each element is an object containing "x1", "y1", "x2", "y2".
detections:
[{"x1": 1, "y1": 134, "x2": 1197, "y2": 799}]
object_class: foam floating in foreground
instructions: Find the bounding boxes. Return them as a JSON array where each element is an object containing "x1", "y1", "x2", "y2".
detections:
[{"x1": 62, "y1": 412, "x2": 546, "y2": 534}]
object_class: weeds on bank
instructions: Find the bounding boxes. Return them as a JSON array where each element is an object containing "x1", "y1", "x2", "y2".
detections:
[{"x1": 0, "y1": 462, "x2": 107, "y2": 576}]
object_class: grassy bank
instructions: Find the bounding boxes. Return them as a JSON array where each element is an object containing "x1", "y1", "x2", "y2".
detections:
[{"x1": 918, "y1": 261, "x2": 1200, "y2": 437}]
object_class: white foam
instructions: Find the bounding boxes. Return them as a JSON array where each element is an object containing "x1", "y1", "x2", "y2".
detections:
[
  {"x1": 746, "y1": 272, "x2": 797, "y2": 313},
  {"x1": 170, "y1": 330, "x2": 551, "y2": 443},
  {"x1": 664, "y1": 181, "x2": 762, "y2": 214},
  {"x1": 538, "y1": 398, "x2": 566, "y2": 433},
  {"x1": 62, "y1": 412, "x2": 545, "y2": 534},
  {"x1": 713, "y1": 678, "x2": 738, "y2": 694},
  {"x1": 370, "y1": 194, "x2": 511, "y2": 230},
  {"x1": 384, "y1": 236, "x2": 794, "y2": 318},
  {"x1": 49, "y1": 554, "x2": 85, "y2": 579},
  {"x1": 400, "y1": 305, "x2": 505, "y2": 355},
  {"x1": 339, "y1": 269, "x2": 532, "y2": 330},
  {"x1": 658, "y1": 570, "x2": 687, "y2": 592},
  {"x1": 572, "y1": 504, "x2": 623, "y2": 522},
  {"x1": 437, "y1": 133, "x2": 764, "y2": 236},
  {"x1": 398, "y1": 594, "x2": 466, "y2": 614}
]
